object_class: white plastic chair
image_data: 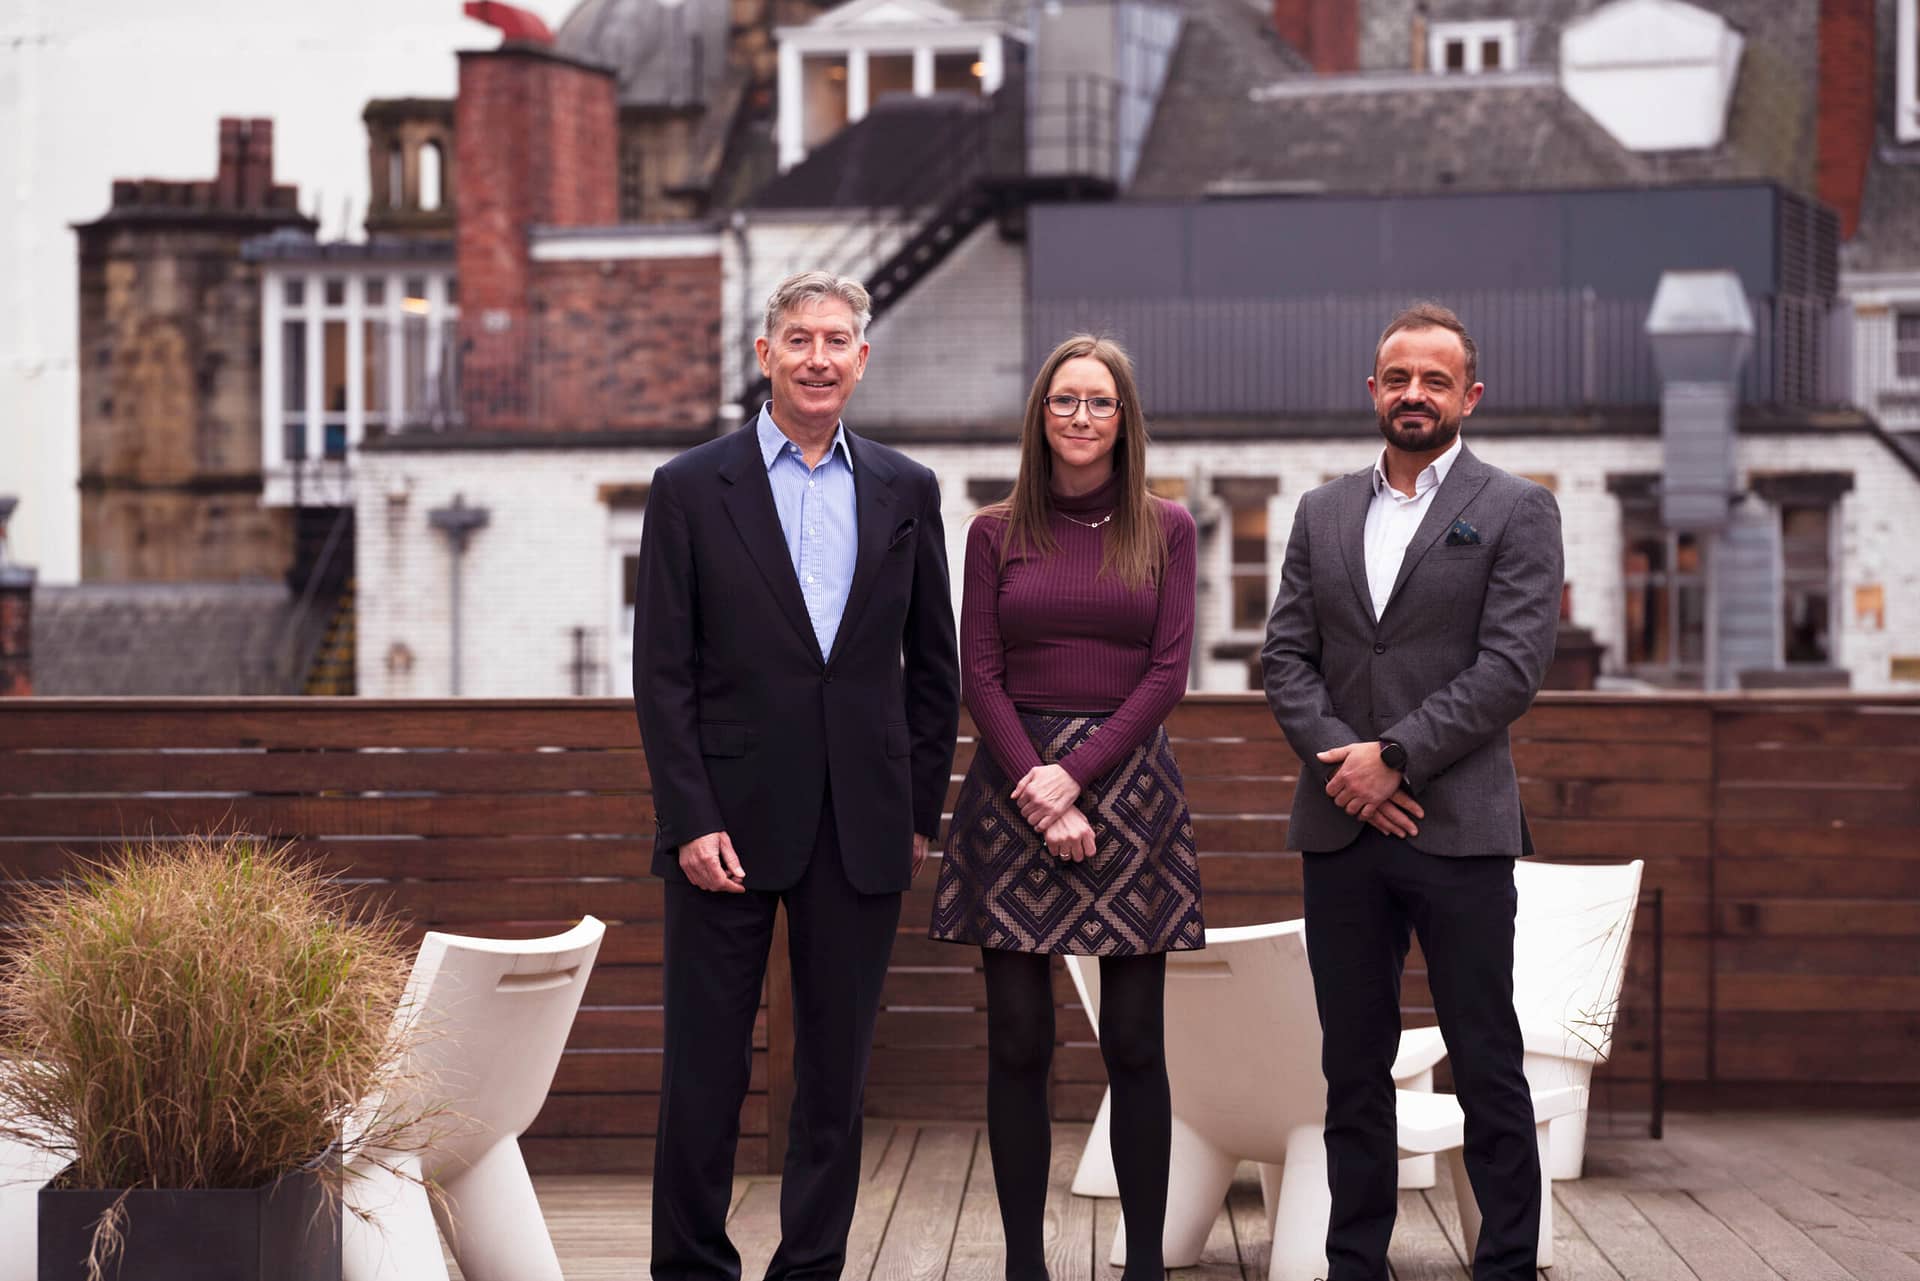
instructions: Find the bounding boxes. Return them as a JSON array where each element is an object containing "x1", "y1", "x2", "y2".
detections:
[
  {"x1": 1393, "y1": 860, "x2": 1644, "y2": 1180},
  {"x1": 343, "y1": 916, "x2": 606, "y2": 1281},
  {"x1": 1074, "y1": 922, "x2": 1580, "y2": 1281},
  {"x1": 1067, "y1": 948, "x2": 1441, "y2": 1197},
  {"x1": 0, "y1": 1103, "x2": 68, "y2": 1281}
]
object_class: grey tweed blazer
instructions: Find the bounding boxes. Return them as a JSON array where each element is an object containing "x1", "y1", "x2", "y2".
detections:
[{"x1": 1260, "y1": 444, "x2": 1564, "y2": 859}]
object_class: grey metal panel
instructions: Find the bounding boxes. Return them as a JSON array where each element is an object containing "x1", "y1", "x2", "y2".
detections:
[
  {"x1": 1560, "y1": 187, "x2": 1779, "y2": 298},
  {"x1": 1025, "y1": 186, "x2": 1833, "y2": 412},
  {"x1": 1028, "y1": 289, "x2": 1667, "y2": 412},
  {"x1": 1660, "y1": 382, "x2": 1739, "y2": 529},
  {"x1": 1030, "y1": 184, "x2": 1794, "y2": 301},
  {"x1": 1713, "y1": 497, "x2": 1782, "y2": 690},
  {"x1": 1028, "y1": 204, "x2": 1191, "y2": 299}
]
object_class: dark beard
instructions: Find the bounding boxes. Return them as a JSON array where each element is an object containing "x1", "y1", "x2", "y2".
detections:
[{"x1": 1377, "y1": 405, "x2": 1462, "y2": 453}]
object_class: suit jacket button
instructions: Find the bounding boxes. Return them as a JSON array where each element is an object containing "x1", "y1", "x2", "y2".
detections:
[
  {"x1": 1374, "y1": 643, "x2": 1386, "y2": 654},
  {"x1": 824, "y1": 671, "x2": 834, "y2": 683}
]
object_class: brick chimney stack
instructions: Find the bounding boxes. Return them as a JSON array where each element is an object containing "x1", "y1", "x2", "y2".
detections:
[
  {"x1": 114, "y1": 117, "x2": 300, "y2": 216},
  {"x1": 0, "y1": 497, "x2": 36, "y2": 697},
  {"x1": 1273, "y1": 0, "x2": 1358, "y2": 73},
  {"x1": 454, "y1": 43, "x2": 618, "y2": 429},
  {"x1": 1816, "y1": 0, "x2": 1874, "y2": 238}
]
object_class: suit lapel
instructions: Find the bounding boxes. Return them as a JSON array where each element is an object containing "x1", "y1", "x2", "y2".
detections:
[
  {"x1": 1383, "y1": 445, "x2": 1490, "y2": 615},
  {"x1": 827, "y1": 431, "x2": 901, "y2": 666},
  {"x1": 1335, "y1": 470, "x2": 1379, "y2": 625},
  {"x1": 717, "y1": 425, "x2": 823, "y2": 662}
]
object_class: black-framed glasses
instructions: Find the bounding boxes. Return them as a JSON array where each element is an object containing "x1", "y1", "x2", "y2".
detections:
[{"x1": 1044, "y1": 394, "x2": 1122, "y2": 419}]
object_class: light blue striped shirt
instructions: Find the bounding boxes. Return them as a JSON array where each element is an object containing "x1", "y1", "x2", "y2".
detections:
[{"x1": 757, "y1": 406, "x2": 857, "y2": 658}]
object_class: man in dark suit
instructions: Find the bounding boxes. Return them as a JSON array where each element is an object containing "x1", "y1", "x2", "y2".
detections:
[
  {"x1": 634, "y1": 271, "x2": 960, "y2": 1281},
  {"x1": 1260, "y1": 302, "x2": 1564, "y2": 1281}
]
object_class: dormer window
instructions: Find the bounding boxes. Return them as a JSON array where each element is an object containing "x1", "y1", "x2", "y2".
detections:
[
  {"x1": 1429, "y1": 19, "x2": 1517, "y2": 74},
  {"x1": 776, "y1": 0, "x2": 1007, "y2": 171}
]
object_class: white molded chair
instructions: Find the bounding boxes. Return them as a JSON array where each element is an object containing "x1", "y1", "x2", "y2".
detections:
[
  {"x1": 1394, "y1": 860, "x2": 1644, "y2": 1180},
  {"x1": 0, "y1": 1105, "x2": 68, "y2": 1281},
  {"x1": 1067, "y1": 945, "x2": 1441, "y2": 1197},
  {"x1": 343, "y1": 916, "x2": 605, "y2": 1281},
  {"x1": 1074, "y1": 922, "x2": 1581, "y2": 1281}
]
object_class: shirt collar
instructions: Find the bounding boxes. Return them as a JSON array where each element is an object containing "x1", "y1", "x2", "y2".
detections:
[
  {"x1": 757, "y1": 404, "x2": 852, "y2": 472},
  {"x1": 1371, "y1": 434, "x2": 1464, "y2": 498}
]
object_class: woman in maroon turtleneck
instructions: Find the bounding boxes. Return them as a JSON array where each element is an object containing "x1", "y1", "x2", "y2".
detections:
[{"x1": 930, "y1": 334, "x2": 1202, "y2": 1281}]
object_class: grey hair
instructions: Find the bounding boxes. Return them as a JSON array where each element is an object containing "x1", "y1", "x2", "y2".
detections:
[{"x1": 762, "y1": 271, "x2": 872, "y2": 344}]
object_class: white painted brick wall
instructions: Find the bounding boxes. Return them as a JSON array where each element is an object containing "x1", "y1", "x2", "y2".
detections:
[{"x1": 354, "y1": 428, "x2": 1920, "y2": 698}]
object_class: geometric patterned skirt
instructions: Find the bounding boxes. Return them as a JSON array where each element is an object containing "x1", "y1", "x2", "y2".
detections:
[{"x1": 928, "y1": 710, "x2": 1205, "y2": 956}]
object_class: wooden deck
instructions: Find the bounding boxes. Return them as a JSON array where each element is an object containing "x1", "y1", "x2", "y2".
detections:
[{"x1": 462, "y1": 1111, "x2": 1920, "y2": 1280}]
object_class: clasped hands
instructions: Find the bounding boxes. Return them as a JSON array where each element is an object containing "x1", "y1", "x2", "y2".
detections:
[
  {"x1": 679, "y1": 829, "x2": 933, "y2": 892},
  {"x1": 1012, "y1": 762, "x2": 1095, "y2": 862},
  {"x1": 1318, "y1": 741, "x2": 1424, "y2": 838}
]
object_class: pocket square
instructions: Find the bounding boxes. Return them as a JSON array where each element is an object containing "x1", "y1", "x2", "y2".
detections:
[
  {"x1": 887, "y1": 517, "x2": 918, "y2": 548},
  {"x1": 1444, "y1": 518, "x2": 1482, "y2": 547}
]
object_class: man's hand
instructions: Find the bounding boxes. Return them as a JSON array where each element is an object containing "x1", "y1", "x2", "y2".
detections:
[
  {"x1": 1042, "y1": 808, "x2": 1097, "y2": 862},
  {"x1": 1012, "y1": 763, "x2": 1081, "y2": 830},
  {"x1": 1365, "y1": 790, "x2": 1425, "y2": 839},
  {"x1": 912, "y1": 833, "x2": 932, "y2": 881},
  {"x1": 678, "y1": 831, "x2": 747, "y2": 892},
  {"x1": 1319, "y1": 741, "x2": 1405, "y2": 820}
]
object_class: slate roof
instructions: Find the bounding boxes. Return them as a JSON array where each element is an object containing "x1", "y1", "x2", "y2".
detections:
[
  {"x1": 1845, "y1": 0, "x2": 1920, "y2": 273},
  {"x1": 750, "y1": 94, "x2": 992, "y2": 209},
  {"x1": 30, "y1": 583, "x2": 305, "y2": 696},
  {"x1": 1132, "y1": 0, "x2": 1822, "y2": 201},
  {"x1": 555, "y1": 0, "x2": 733, "y2": 107}
]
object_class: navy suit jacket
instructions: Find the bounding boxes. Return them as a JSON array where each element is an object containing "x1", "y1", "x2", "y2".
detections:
[{"x1": 633, "y1": 421, "x2": 961, "y2": 894}]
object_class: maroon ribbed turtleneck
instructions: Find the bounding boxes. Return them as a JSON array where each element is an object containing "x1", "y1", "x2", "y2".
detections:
[{"x1": 961, "y1": 475, "x2": 1198, "y2": 786}]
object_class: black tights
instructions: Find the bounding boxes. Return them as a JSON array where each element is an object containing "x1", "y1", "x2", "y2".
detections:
[{"x1": 982, "y1": 948, "x2": 1169, "y2": 1281}]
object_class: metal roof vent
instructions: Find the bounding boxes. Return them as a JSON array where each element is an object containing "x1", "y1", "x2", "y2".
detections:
[
  {"x1": 1646, "y1": 270, "x2": 1752, "y2": 530},
  {"x1": 1561, "y1": 0, "x2": 1744, "y2": 152}
]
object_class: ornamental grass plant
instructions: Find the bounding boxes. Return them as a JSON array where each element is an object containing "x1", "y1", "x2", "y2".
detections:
[{"x1": 0, "y1": 832, "x2": 427, "y2": 1197}]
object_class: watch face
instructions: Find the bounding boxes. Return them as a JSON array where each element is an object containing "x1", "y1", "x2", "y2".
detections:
[{"x1": 1380, "y1": 741, "x2": 1406, "y2": 770}]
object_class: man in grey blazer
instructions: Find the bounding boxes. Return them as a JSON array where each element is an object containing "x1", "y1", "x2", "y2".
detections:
[{"x1": 1260, "y1": 302, "x2": 1564, "y2": 1281}]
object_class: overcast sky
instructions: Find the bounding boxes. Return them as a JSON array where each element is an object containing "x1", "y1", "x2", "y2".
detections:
[{"x1": 0, "y1": 0, "x2": 580, "y2": 581}]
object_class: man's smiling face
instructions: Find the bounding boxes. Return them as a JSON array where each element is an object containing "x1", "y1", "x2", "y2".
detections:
[
  {"x1": 756, "y1": 296, "x2": 869, "y2": 433},
  {"x1": 1368, "y1": 324, "x2": 1483, "y2": 455}
]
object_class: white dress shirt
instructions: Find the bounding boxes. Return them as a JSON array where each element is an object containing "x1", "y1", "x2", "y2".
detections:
[{"x1": 1363, "y1": 435, "x2": 1464, "y2": 620}]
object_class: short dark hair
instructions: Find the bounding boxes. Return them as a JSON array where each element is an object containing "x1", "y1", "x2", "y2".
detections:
[{"x1": 1375, "y1": 302, "x2": 1478, "y2": 385}]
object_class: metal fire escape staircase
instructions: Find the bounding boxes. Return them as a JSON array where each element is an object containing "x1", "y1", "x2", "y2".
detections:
[{"x1": 738, "y1": 64, "x2": 1122, "y2": 410}]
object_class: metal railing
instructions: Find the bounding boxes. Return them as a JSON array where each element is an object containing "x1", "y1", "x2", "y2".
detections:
[
  {"x1": 1030, "y1": 290, "x2": 1848, "y2": 415},
  {"x1": 735, "y1": 64, "x2": 1124, "y2": 405}
]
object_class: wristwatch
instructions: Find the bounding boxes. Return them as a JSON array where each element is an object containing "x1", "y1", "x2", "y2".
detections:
[{"x1": 1378, "y1": 739, "x2": 1408, "y2": 773}]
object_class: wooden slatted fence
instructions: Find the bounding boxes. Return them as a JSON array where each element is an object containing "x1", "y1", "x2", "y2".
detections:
[{"x1": 1, "y1": 693, "x2": 1914, "y2": 1173}]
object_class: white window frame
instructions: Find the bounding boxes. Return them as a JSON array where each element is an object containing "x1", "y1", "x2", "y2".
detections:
[
  {"x1": 1775, "y1": 495, "x2": 1842, "y2": 669},
  {"x1": 607, "y1": 506, "x2": 647, "y2": 698},
  {"x1": 1899, "y1": 0, "x2": 1919, "y2": 143},
  {"x1": 776, "y1": 27, "x2": 1005, "y2": 170},
  {"x1": 1429, "y1": 19, "x2": 1518, "y2": 75},
  {"x1": 1214, "y1": 482, "x2": 1277, "y2": 642},
  {"x1": 1894, "y1": 307, "x2": 1920, "y2": 382},
  {"x1": 260, "y1": 265, "x2": 458, "y2": 506}
]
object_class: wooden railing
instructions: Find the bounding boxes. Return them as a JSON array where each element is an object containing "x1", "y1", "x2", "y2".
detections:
[{"x1": 2, "y1": 693, "x2": 1915, "y2": 1173}]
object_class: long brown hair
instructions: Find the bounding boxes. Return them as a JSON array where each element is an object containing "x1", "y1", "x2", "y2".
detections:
[{"x1": 982, "y1": 334, "x2": 1167, "y2": 589}]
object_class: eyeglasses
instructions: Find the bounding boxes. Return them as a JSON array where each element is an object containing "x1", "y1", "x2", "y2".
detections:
[{"x1": 1044, "y1": 395, "x2": 1122, "y2": 419}]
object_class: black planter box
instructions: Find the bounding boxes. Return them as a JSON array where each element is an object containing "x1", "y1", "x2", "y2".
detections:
[{"x1": 37, "y1": 1160, "x2": 341, "y2": 1281}]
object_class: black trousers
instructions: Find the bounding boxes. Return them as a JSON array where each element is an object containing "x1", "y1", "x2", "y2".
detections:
[
  {"x1": 651, "y1": 794, "x2": 902, "y2": 1281},
  {"x1": 1303, "y1": 828, "x2": 1539, "y2": 1281}
]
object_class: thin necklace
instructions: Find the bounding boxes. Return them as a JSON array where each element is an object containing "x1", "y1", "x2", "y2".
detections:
[{"x1": 1059, "y1": 510, "x2": 1114, "y2": 530}]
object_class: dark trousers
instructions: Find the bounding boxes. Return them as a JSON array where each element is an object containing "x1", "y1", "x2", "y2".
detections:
[
  {"x1": 651, "y1": 795, "x2": 902, "y2": 1281},
  {"x1": 1303, "y1": 828, "x2": 1539, "y2": 1281}
]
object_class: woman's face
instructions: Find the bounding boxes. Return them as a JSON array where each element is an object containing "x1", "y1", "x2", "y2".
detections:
[{"x1": 1043, "y1": 356, "x2": 1121, "y2": 476}]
